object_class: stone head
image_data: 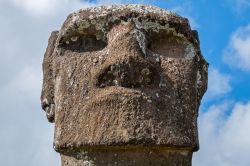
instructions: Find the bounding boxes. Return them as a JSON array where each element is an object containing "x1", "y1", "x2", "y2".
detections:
[{"x1": 41, "y1": 5, "x2": 208, "y2": 155}]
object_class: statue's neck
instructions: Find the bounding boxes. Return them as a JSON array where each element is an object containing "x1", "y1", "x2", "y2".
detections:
[{"x1": 61, "y1": 148, "x2": 192, "y2": 166}]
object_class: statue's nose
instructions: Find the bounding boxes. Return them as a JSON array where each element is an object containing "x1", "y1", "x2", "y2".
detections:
[
  {"x1": 107, "y1": 22, "x2": 146, "y2": 60},
  {"x1": 95, "y1": 22, "x2": 159, "y2": 88}
]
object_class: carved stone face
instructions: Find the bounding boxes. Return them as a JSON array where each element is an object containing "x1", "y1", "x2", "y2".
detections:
[{"x1": 41, "y1": 5, "x2": 208, "y2": 154}]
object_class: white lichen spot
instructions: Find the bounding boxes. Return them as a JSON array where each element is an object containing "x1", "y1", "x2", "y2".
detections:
[
  {"x1": 156, "y1": 56, "x2": 160, "y2": 62},
  {"x1": 69, "y1": 14, "x2": 80, "y2": 27},
  {"x1": 96, "y1": 34, "x2": 102, "y2": 40},
  {"x1": 141, "y1": 68, "x2": 150, "y2": 75},
  {"x1": 42, "y1": 98, "x2": 49, "y2": 105},
  {"x1": 66, "y1": 40, "x2": 70, "y2": 44},
  {"x1": 185, "y1": 43, "x2": 196, "y2": 59},
  {"x1": 156, "y1": 93, "x2": 160, "y2": 98},
  {"x1": 165, "y1": 94, "x2": 170, "y2": 98},
  {"x1": 159, "y1": 79, "x2": 167, "y2": 88},
  {"x1": 197, "y1": 54, "x2": 200, "y2": 62},
  {"x1": 53, "y1": 140, "x2": 59, "y2": 150},
  {"x1": 83, "y1": 160, "x2": 94, "y2": 166},
  {"x1": 93, "y1": 58, "x2": 98, "y2": 63},
  {"x1": 89, "y1": 14, "x2": 94, "y2": 19},
  {"x1": 203, "y1": 64, "x2": 208, "y2": 72},
  {"x1": 134, "y1": 29, "x2": 146, "y2": 55},
  {"x1": 71, "y1": 14, "x2": 79, "y2": 22},
  {"x1": 147, "y1": 99, "x2": 152, "y2": 103},
  {"x1": 70, "y1": 79, "x2": 74, "y2": 86},
  {"x1": 78, "y1": 20, "x2": 90, "y2": 30},
  {"x1": 113, "y1": 80, "x2": 118, "y2": 86},
  {"x1": 196, "y1": 70, "x2": 202, "y2": 86},
  {"x1": 71, "y1": 36, "x2": 78, "y2": 42}
]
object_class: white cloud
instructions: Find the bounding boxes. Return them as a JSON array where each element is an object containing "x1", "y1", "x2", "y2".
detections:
[
  {"x1": 223, "y1": 24, "x2": 250, "y2": 71},
  {"x1": 11, "y1": 0, "x2": 95, "y2": 16},
  {"x1": 11, "y1": 0, "x2": 147, "y2": 16},
  {"x1": 7, "y1": 66, "x2": 42, "y2": 96},
  {"x1": 9, "y1": 0, "x2": 155, "y2": 17},
  {"x1": 205, "y1": 68, "x2": 231, "y2": 98},
  {"x1": 0, "y1": 62, "x2": 60, "y2": 165},
  {"x1": 193, "y1": 100, "x2": 250, "y2": 166},
  {"x1": 12, "y1": 0, "x2": 60, "y2": 15}
]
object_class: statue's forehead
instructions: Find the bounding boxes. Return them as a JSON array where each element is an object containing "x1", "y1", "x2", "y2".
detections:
[{"x1": 59, "y1": 5, "x2": 194, "y2": 41}]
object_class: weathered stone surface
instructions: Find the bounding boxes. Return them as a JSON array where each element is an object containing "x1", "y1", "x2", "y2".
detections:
[
  {"x1": 41, "y1": 4, "x2": 208, "y2": 165},
  {"x1": 61, "y1": 149, "x2": 192, "y2": 166}
]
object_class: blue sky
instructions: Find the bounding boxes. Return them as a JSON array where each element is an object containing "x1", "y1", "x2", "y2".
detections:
[{"x1": 0, "y1": 0, "x2": 250, "y2": 165}]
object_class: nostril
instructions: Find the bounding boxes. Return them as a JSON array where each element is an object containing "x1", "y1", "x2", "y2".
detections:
[
  {"x1": 96, "y1": 62, "x2": 160, "y2": 88},
  {"x1": 96, "y1": 64, "x2": 128, "y2": 88}
]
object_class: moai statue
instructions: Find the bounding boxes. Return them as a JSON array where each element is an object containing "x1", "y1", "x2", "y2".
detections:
[{"x1": 41, "y1": 5, "x2": 208, "y2": 166}]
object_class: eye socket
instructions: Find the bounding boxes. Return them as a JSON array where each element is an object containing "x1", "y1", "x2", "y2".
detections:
[
  {"x1": 59, "y1": 34, "x2": 107, "y2": 52},
  {"x1": 147, "y1": 32, "x2": 189, "y2": 58}
]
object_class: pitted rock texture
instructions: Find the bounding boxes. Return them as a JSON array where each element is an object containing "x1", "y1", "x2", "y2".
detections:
[
  {"x1": 61, "y1": 149, "x2": 192, "y2": 166},
  {"x1": 41, "y1": 4, "x2": 208, "y2": 166}
]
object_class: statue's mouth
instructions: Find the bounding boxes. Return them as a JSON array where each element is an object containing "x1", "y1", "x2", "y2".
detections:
[{"x1": 84, "y1": 86, "x2": 160, "y2": 113}]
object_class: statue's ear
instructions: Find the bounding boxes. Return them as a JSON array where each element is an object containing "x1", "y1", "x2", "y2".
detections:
[
  {"x1": 191, "y1": 30, "x2": 208, "y2": 104},
  {"x1": 41, "y1": 31, "x2": 59, "y2": 123},
  {"x1": 196, "y1": 58, "x2": 208, "y2": 104}
]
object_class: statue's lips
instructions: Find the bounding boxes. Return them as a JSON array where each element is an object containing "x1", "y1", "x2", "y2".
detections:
[{"x1": 84, "y1": 86, "x2": 157, "y2": 110}]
